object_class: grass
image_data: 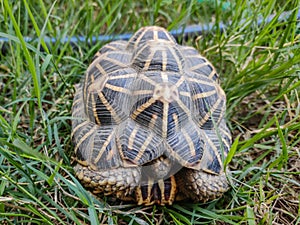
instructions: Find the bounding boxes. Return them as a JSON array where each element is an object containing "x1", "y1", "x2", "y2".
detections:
[{"x1": 0, "y1": 0, "x2": 299, "y2": 224}]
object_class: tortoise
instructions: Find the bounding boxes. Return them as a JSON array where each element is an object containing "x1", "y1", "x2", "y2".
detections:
[{"x1": 71, "y1": 26, "x2": 231, "y2": 205}]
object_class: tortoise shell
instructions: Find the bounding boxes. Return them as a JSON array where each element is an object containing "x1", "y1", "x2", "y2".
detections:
[{"x1": 72, "y1": 26, "x2": 231, "y2": 205}]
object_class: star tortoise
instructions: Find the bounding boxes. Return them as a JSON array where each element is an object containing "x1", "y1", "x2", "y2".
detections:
[{"x1": 72, "y1": 26, "x2": 231, "y2": 205}]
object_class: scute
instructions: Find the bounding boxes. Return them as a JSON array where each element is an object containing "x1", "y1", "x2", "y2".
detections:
[
  {"x1": 129, "y1": 71, "x2": 192, "y2": 137},
  {"x1": 180, "y1": 46, "x2": 219, "y2": 82},
  {"x1": 85, "y1": 67, "x2": 137, "y2": 125},
  {"x1": 131, "y1": 41, "x2": 184, "y2": 72},
  {"x1": 198, "y1": 124, "x2": 230, "y2": 175},
  {"x1": 92, "y1": 40, "x2": 128, "y2": 60},
  {"x1": 188, "y1": 74, "x2": 226, "y2": 129},
  {"x1": 83, "y1": 49, "x2": 132, "y2": 107},
  {"x1": 117, "y1": 119, "x2": 164, "y2": 165},
  {"x1": 127, "y1": 26, "x2": 176, "y2": 50},
  {"x1": 72, "y1": 86, "x2": 122, "y2": 169},
  {"x1": 166, "y1": 123, "x2": 205, "y2": 168},
  {"x1": 71, "y1": 26, "x2": 232, "y2": 205}
]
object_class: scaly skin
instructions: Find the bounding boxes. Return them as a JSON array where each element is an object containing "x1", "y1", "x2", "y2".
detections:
[
  {"x1": 75, "y1": 162, "x2": 229, "y2": 204},
  {"x1": 74, "y1": 163, "x2": 141, "y2": 199},
  {"x1": 175, "y1": 168, "x2": 229, "y2": 202}
]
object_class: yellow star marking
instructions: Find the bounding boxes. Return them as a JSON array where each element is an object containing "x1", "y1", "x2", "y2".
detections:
[
  {"x1": 149, "y1": 114, "x2": 158, "y2": 130},
  {"x1": 165, "y1": 31, "x2": 175, "y2": 43},
  {"x1": 128, "y1": 125, "x2": 138, "y2": 150},
  {"x1": 132, "y1": 44, "x2": 148, "y2": 64},
  {"x1": 175, "y1": 98, "x2": 191, "y2": 116},
  {"x1": 83, "y1": 73, "x2": 89, "y2": 102},
  {"x1": 169, "y1": 46, "x2": 183, "y2": 72},
  {"x1": 90, "y1": 74, "x2": 101, "y2": 125},
  {"x1": 71, "y1": 121, "x2": 89, "y2": 138},
  {"x1": 179, "y1": 91, "x2": 191, "y2": 97},
  {"x1": 74, "y1": 125, "x2": 97, "y2": 154},
  {"x1": 94, "y1": 130, "x2": 115, "y2": 163},
  {"x1": 140, "y1": 74, "x2": 157, "y2": 86},
  {"x1": 93, "y1": 51, "x2": 101, "y2": 59},
  {"x1": 88, "y1": 73, "x2": 108, "y2": 93},
  {"x1": 98, "y1": 91, "x2": 121, "y2": 124},
  {"x1": 162, "y1": 48, "x2": 167, "y2": 71},
  {"x1": 192, "y1": 90, "x2": 216, "y2": 100},
  {"x1": 187, "y1": 77, "x2": 216, "y2": 86},
  {"x1": 175, "y1": 76, "x2": 185, "y2": 87},
  {"x1": 172, "y1": 113, "x2": 179, "y2": 131},
  {"x1": 133, "y1": 90, "x2": 153, "y2": 96},
  {"x1": 134, "y1": 132, "x2": 153, "y2": 162},
  {"x1": 143, "y1": 45, "x2": 155, "y2": 71},
  {"x1": 198, "y1": 98, "x2": 222, "y2": 126},
  {"x1": 108, "y1": 72, "x2": 136, "y2": 80},
  {"x1": 86, "y1": 54, "x2": 104, "y2": 73},
  {"x1": 131, "y1": 97, "x2": 156, "y2": 120},
  {"x1": 91, "y1": 93, "x2": 101, "y2": 125},
  {"x1": 104, "y1": 55, "x2": 128, "y2": 68},
  {"x1": 133, "y1": 28, "x2": 148, "y2": 49},
  {"x1": 182, "y1": 128, "x2": 196, "y2": 157},
  {"x1": 209, "y1": 71, "x2": 218, "y2": 80},
  {"x1": 162, "y1": 102, "x2": 169, "y2": 138},
  {"x1": 153, "y1": 30, "x2": 158, "y2": 40},
  {"x1": 161, "y1": 72, "x2": 168, "y2": 83},
  {"x1": 105, "y1": 83, "x2": 131, "y2": 94},
  {"x1": 95, "y1": 62, "x2": 107, "y2": 76},
  {"x1": 189, "y1": 61, "x2": 209, "y2": 71},
  {"x1": 203, "y1": 131, "x2": 223, "y2": 174},
  {"x1": 219, "y1": 127, "x2": 231, "y2": 154},
  {"x1": 220, "y1": 126, "x2": 230, "y2": 137}
]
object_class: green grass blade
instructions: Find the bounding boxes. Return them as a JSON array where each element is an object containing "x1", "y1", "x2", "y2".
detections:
[
  {"x1": 23, "y1": 0, "x2": 50, "y2": 54},
  {"x1": 245, "y1": 206, "x2": 256, "y2": 225},
  {"x1": 3, "y1": 0, "x2": 42, "y2": 111}
]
